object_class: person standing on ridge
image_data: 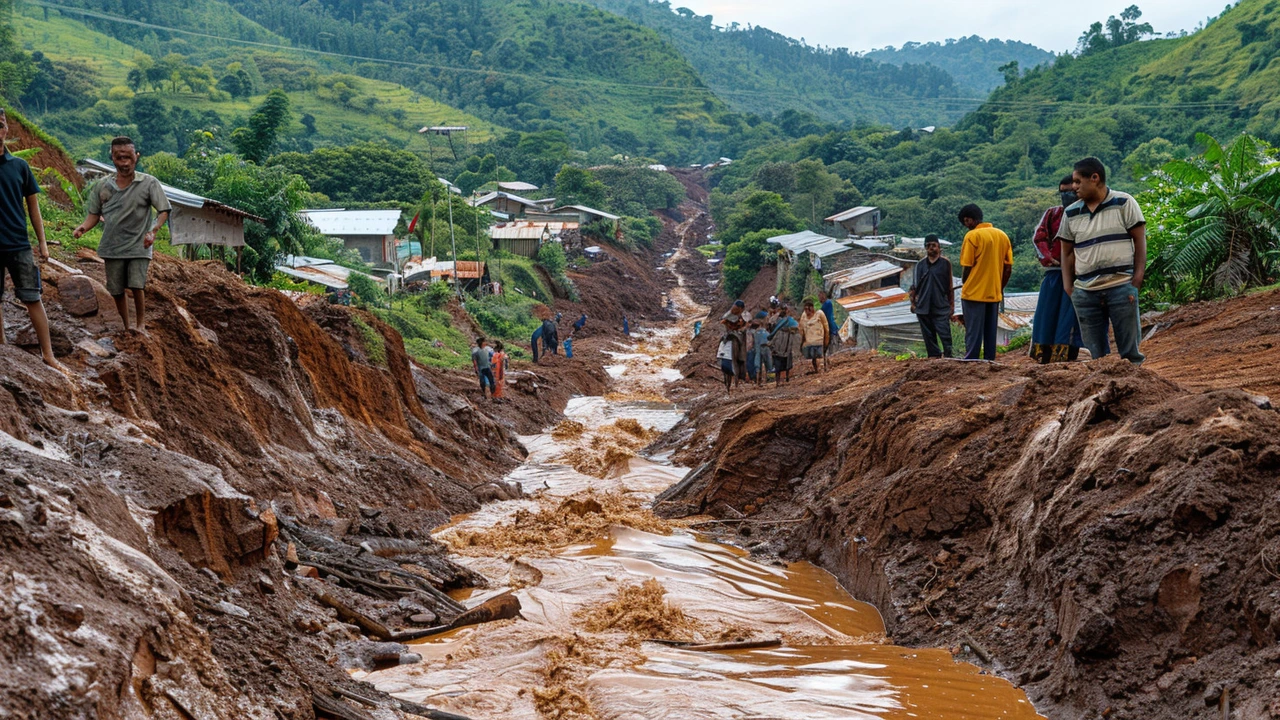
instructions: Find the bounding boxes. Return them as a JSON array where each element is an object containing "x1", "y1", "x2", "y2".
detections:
[
  {"x1": 490, "y1": 340, "x2": 508, "y2": 401},
  {"x1": 0, "y1": 108, "x2": 59, "y2": 368},
  {"x1": 1058, "y1": 157, "x2": 1147, "y2": 364},
  {"x1": 73, "y1": 136, "x2": 171, "y2": 332},
  {"x1": 957, "y1": 204, "x2": 1012, "y2": 361},
  {"x1": 799, "y1": 298, "x2": 829, "y2": 375},
  {"x1": 818, "y1": 289, "x2": 840, "y2": 370},
  {"x1": 721, "y1": 300, "x2": 748, "y2": 385},
  {"x1": 471, "y1": 336, "x2": 496, "y2": 400},
  {"x1": 540, "y1": 316, "x2": 559, "y2": 357},
  {"x1": 769, "y1": 305, "x2": 798, "y2": 386},
  {"x1": 909, "y1": 234, "x2": 955, "y2": 359},
  {"x1": 1030, "y1": 175, "x2": 1084, "y2": 363},
  {"x1": 751, "y1": 310, "x2": 771, "y2": 386}
]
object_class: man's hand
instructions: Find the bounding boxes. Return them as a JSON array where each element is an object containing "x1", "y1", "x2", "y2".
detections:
[
  {"x1": 1131, "y1": 271, "x2": 1144, "y2": 291},
  {"x1": 72, "y1": 226, "x2": 87, "y2": 239},
  {"x1": 144, "y1": 231, "x2": 156, "y2": 249},
  {"x1": 36, "y1": 242, "x2": 49, "y2": 262}
]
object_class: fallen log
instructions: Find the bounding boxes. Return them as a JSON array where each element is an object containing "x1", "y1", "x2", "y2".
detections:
[
  {"x1": 392, "y1": 592, "x2": 523, "y2": 642},
  {"x1": 334, "y1": 683, "x2": 475, "y2": 720},
  {"x1": 647, "y1": 637, "x2": 782, "y2": 652},
  {"x1": 317, "y1": 591, "x2": 393, "y2": 641},
  {"x1": 311, "y1": 690, "x2": 373, "y2": 720}
]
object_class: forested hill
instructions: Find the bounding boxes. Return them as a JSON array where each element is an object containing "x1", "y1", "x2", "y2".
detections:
[
  {"x1": 578, "y1": 0, "x2": 966, "y2": 127},
  {"x1": 974, "y1": 0, "x2": 1280, "y2": 169},
  {"x1": 865, "y1": 36, "x2": 1056, "y2": 94}
]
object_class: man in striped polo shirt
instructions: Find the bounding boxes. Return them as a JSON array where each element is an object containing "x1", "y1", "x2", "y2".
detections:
[{"x1": 1057, "y1": 157, "x2": 1147, "y2": 364}]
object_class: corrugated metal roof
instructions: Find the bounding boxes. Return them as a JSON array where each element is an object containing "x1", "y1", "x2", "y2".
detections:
[
  {"x1": 852, "y1": 238, "x2": 891, "y2": 250},
  {"x1": 1002, "y1": 292, "x2": 1040, "y2": 313},
  {"x1": 898, "y1": 236, "x2": 954, "y2": 248},
  {"x1": 300, "y1": 209, "x2": 401, "y2": 236},
  {"x1": 826, "y1": 206, "x2": 879, "y2": 224},
  {"x1": 552, "y1": 205, "x2": 621, "y2": 221},
  {"x1": 824, "y1": 260, "x2": 903, "y2": 289},
  {"x1": 836, "y1": 287, "x2": 908, "y2": 312},
  {"x1": 809, "y1": 239, "x2": 858, "y2": 258},
  {"x1": 274, "y1": 256, "x2": 385, "y2": 290},
  {"x1": 848, "y1": 301, "x2": 917, "y2": 328},
  {"x1": 498, "y1": 181, "x2": 540, "y2": 192},
  {"x1": 471, "y1": 191, "x2": 544, "y2": 209},
  {"x1": 766, "y1": 230, "x2": 835, "y2": 253},
  {"x1": 490, "y1": 221, "x2": 578, "y2": 240},
  {"x1": 431, "y1": 261, "x2": 486, "y2": 280},
  {"x1": 1000, "y1": 312, "x2": 1035, "y2": 332}
]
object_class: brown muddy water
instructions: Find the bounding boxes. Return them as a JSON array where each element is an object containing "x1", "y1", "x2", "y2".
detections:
[{"x1": 359, "y1": 297, "x2": 1044, "y2": 720}]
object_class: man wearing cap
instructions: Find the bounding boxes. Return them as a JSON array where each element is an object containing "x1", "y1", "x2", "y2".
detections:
[
  {"x1": 721, "y1": 299, "x2": 748, "y2": 385},
  {"x1": 73, "y1": 136, "x2": 171, "y2": 331}
]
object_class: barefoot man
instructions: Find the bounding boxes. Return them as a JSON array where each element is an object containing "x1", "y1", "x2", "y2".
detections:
[
  {"x1": 73, "y1": 136, "x2": 170, "y2": 332},
  {"x1": 0, "y1": 107, "x2": 59, "y2": 367}
]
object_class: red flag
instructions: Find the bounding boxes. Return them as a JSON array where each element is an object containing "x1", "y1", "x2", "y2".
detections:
[{"x1": 407, "y1": 212, "x2": 420, "y2": 234}]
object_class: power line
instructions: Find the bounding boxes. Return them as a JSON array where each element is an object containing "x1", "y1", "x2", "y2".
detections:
[{"x1": 25, "y1": 0, "x2": 1258, "y2": 115}]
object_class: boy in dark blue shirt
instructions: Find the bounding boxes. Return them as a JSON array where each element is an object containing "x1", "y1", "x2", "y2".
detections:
[{"x1": 0, "y1": 109, "x2": 58, "y2": 368}]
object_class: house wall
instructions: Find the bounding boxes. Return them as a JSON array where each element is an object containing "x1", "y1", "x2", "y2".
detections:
[
  {"x1": 168, "y1": 206, "x2": 245, "y2": 247},
  {"x1": 339, "y1": 234, "x2": 393, "y2": 265},
  {"x1": 493, "y1": 237, "x2": 540, "y2": 257}
]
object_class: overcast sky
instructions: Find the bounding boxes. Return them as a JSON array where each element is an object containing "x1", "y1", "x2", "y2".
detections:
[{"x1": 673, "y1": 1, "x2": 1231, "y2": 54}]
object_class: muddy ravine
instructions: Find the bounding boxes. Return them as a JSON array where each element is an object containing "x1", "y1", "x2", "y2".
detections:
[{"x1": 356, "y1": 270, "x2": 1046, "y2": 719}]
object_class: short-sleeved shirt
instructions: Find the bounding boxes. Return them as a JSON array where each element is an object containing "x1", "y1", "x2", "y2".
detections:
[
  {"x1": 85, "y1": 172, "x2": 171, "y2": 260},
  {"x1": 912, "y1": 256, "x2": 953, "y2": 316},
  {"x1": 959, "y1": 223, "x2": 1013, "y2": 303},
  {"x1": 471, "y1": 346, "x2": 492, "y2": 370},
  {"x1": 1056, "y1": 190, "x2": 1145, "y2": 291},
  {"x1": 0, "y1": 151, "x2": 41, "y2": 252}
]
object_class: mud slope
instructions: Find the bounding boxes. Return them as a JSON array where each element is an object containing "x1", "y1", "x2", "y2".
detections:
[
  {"x1": 658, "y1": 340, "x2": 1280, "y2": 719},
  {"x1": 0, "y1": 255, "x2": 551, "y2": 718}
]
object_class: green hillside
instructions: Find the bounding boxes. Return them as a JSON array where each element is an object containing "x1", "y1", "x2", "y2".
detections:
[
  {"x1": 577, "y1": 0, "x2": 965, "y2": 127},
  {"x1": 865, "y1": 36, "x2": 1057, "y2": 94},
  {"x1": 10, "y1": 2, "x2": 506, "y2": 161}
]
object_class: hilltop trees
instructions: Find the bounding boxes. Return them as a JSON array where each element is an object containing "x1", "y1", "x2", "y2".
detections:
[
  {"x1": 231, "y1": 89, "x2": 291, "y2": 164},
  {"x1": 1078, "y1": 6, "x2": 1154, "y2": 55}
]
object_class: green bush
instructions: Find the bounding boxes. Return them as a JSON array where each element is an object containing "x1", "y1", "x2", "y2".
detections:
[
  {"x1": 788, "y1": 251, "x2": 810, "y2": 301},
  {"x1": 423, "y1": 281, "x2": 453, "y2": 310},
  {"x1": 623, "y1": 215, "x2": 664, "y2": 247},
  {"x1": 535, "y1": 242, "x2": 579, "y2": 301},
  {"x1": 467, "y1": 295, "x2": 542, "y2": 341},
  {"x1": 347, "y1": 272, "x2": 385, "y2": 308},
  {"x1": 351, "y1": 316, "x2": 387, "y2": 366}
]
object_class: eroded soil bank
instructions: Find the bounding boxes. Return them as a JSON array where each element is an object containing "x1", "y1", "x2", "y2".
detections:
[{"x1": 654, "y1": 289, "x2": 1280, "y2": 720}]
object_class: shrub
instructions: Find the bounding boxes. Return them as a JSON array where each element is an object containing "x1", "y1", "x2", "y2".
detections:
[{"x1": 351, "y1": 316, "x2": 387, "y2": 366}]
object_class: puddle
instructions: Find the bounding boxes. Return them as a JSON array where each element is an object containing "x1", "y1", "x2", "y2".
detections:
[{"x1": 362, "y1": 273, "x2": 1043, "y2": 719}]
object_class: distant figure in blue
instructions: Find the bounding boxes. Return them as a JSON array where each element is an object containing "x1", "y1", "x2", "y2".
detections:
[
  {"x1": 622, "y1": 315, "x2": 630, "y2": 337},
  {"x1": 531, "y1": 324, "x2": 543, "y2": 362},
  {"x1": 573, "y1": 313, "x2": 588, "y2": 334},
  {"x1": 818, "y1": 290, "x2": 840, "y2": 371}
]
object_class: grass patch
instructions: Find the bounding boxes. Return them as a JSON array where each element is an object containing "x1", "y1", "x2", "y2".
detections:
[
  {"x1": 696, "y1": 243, "x2": 720, "y2": 258},
  {"x1": 352, "y1": 316, "x2": 388, "y2": 366}
]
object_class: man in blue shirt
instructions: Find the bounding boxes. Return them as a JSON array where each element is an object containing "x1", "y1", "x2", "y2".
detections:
[
  {"x1": 0, "y1": 109, "x2": 58, "y2": 368},
  {"x1": 818, "y1": 289, "x2": 840, "y2": 371}
]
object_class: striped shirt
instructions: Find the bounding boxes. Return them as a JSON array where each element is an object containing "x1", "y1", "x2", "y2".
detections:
[{"x1": 1056, "y1": 190, "x2": 1145, "y2": 291}]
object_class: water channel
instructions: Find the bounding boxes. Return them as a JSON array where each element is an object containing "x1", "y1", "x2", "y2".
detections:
[{"x1": 360, "y1": 278, "x2": 1044, "y2": 719}]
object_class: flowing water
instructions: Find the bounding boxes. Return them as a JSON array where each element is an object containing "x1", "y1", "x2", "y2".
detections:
[{"x1": 361, "y1": 259, "x2": 1044, "y2": 719}]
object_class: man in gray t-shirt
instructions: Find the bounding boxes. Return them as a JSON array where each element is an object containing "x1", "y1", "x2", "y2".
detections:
[
  {"x1": 471, "y1": 337, "x2": 496, "y2": 400},
  {"x1": 73, "y1": 136, "x2": 171, "y2": 331}
]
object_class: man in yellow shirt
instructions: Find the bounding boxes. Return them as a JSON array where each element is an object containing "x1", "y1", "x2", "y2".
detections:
[{"x1": 957, "y1": 204, "x2": 1013, "y2": 360}]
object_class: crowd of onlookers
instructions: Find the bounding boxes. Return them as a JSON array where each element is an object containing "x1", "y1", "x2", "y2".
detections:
[{"x1": 715, "y1": 155, "x2": 1149, "y2": 395}]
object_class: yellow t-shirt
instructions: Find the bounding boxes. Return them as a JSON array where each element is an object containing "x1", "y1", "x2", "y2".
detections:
[{"x1": 959, "y1": 223, "x2": 1013, "y2": 303}]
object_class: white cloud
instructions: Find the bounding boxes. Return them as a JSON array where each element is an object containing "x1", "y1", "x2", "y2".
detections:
[{"x1": 676, "y1": 1, "x2": 1230, "y2": 53}]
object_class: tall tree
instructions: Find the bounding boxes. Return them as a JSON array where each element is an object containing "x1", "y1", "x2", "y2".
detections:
[{"x1": 231, "y1": 89, "x2": 292, "y2": 164}]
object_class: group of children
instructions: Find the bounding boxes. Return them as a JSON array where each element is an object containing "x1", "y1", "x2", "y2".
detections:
[{"x1": 717, "y1": 294, "x2": 838, "y2": 394}]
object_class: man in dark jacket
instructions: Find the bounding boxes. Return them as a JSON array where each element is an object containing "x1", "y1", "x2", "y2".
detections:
[{"x1": 909, "y1": 235, "x2": 955, "y2": 358}]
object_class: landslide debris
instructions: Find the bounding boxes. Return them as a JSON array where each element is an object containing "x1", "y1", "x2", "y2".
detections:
[{"x1": 658, "y1": 335, "x2": 1280, "y2": 720}]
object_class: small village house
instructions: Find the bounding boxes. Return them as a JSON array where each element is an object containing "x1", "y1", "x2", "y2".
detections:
[
  {"x1": 823, "y1": 260, "x2": 906, "y2": 298},
  {"x1": 299, "y1": 209, "x2": 402, "y2": 268},
  {"x1": 825, "y1": 206, "x2": 881, "y2": 238},
  {"x1": 489, "y1": 221, "x2": 578, "y2": 258},
  {"x1": 469, "y1": 191, "x2": 546, "y2": 219}
]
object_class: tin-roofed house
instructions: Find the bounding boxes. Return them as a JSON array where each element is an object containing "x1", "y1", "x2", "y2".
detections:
[
  {"x1": 470, "y1": 191, "x2": 546, "y2": 220},
  {"x1": 299, "y1": 209, "x2": 402, "y2": 268},
  {"x1": 825, "y1": 206, "x2": 881, "y2": 238},
  {"x1": 823, "y1": 260, "x2": 905, "y2": 298},
  {"x1": 489, "y1": 221, "x2": 578, "y2": 257}
]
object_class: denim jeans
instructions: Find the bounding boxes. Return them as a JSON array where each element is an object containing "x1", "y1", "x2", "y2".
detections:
[{"x1": 1071, "y1": 282, "x2": 1144, "y2": 364}]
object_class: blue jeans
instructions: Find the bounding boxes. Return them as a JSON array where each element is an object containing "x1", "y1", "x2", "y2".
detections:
[{"x1": 1071, "y1": 282, "x2": 1144, "y2": 364}]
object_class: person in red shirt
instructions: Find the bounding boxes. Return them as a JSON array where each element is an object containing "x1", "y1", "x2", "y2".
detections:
[{"x1": 1029, "y1": 175, "x2": 1083, "y2": 363}]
